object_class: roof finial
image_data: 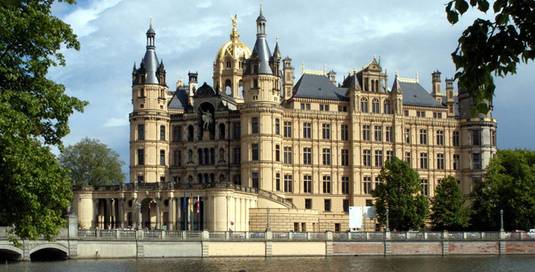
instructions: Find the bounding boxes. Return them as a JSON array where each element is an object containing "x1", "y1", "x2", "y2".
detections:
[
  {"x1": 230, "y1": 14, "x2": 239, "y2": 41},
  {"x1": 149, "y1": 17, "x2": 153, "y2": 28},
  {"x1": 260, "y1": 1, "x2": 263, "y2": 16}
]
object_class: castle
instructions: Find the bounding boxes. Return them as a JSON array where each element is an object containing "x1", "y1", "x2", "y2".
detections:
[{"x1": 74, "y1": 9, "x2": 497, "y2": 232}]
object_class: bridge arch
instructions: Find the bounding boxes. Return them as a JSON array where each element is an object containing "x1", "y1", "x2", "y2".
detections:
[
  {"x1": 0, "y1": 244, "x2": 23, "y2": 262},
  {"x1": 29, "y1": 243, "x2": 68, "y2": 261}
]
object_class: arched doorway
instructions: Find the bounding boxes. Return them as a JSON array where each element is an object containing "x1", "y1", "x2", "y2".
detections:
[{"x1": 141, "y1": 198, "x2": 160, "y2": 229}]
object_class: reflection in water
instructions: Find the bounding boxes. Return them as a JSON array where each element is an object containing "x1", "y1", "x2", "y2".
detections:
[{"x1": 1, "y1": 256, "x2": 535, "y2": 272}]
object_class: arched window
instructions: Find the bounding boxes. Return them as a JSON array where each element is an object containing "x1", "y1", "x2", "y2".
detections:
[
  {"x1": 198, "y1": 149, "x2": 203, "y2": 165},
  {"x1": 375, "y1": 80, "x2": 379, "y2": 92},
  {"x1": 360, "y1": 98, "x2": 369, "y2": 113},
  {"x1": 198, "y1": 174, "x2": 203, "y2": 184},
  {"x1": 188, "y1": 175, "x2": 193, "y2": 184},
  {"x1": 225, "y1": 79, "x2": 232, "y2": 95},
  {"x1": 219, "y1": 123, "x2": 226, "y2": 140},
  {"x1": 210, "y1": 173, "x2": 215, "y2": 183},
  {"x1": 160, "y1": 125, "x2": 165, "y2": 141},
  {"x1": 219, "y1": 148, "x2": 225, "y2": 162},
  {"x1": 384, "y1": 99, "x2": 391, "y2": 114},
  {"x1": 275, "y1": 118, "x2": 280, "y2": 135},
  {"x1": 210, "y1": 148, "x2": 215, "y2": 164},
  {"x1": 239, "y1": 80, "x2": 244, "y2": 98},
  {"x1": 204, "y1": 148, "x2": 209, "y2": 165},
  {"x1": 188, "y1": 149, "x2": 193, "y2": 162},
  {"x1": 219, "y1": 174, "x2": 225, "y2": 183},
  {"x1": 187, "y1": 125, "x2": 194, "y2": 142},
  {"x1": 275, "y1": 145, "x2": 280, "y2": 162},
  {"x1": 204, "y1": 173, "x2": 209, "y2": 184},
  {"x1": 372, "y1": 98, "x2": 380, "y2": 113}
]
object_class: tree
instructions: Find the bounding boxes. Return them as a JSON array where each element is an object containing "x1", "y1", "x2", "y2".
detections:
[
  {"x1": 445, "y1": 0, "x2": 535, "y2": 115},
  {"x1": 430, "y1": 176, "x2": 470, "y2": 231},
  {"x1": 0, "y1": 0, "x2": 86, "y2": 240},
  {"x1": 60, "y1": 138, "x2": 125, "y2": 186},
  {"x1": 372, "y1": 157, "x2": 429, "y2": 231},
  {"x1": 471, "y1": 150, "x2": 535, "y2": 231}
]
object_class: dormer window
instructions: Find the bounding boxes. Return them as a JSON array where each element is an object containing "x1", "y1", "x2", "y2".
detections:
[{"x1": 226, "y1": 61, "x2": 231, "y2": 68}]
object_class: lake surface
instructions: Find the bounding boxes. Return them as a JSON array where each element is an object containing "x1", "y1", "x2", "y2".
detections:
[{"x1": 1, "y1": 256, "x2": 535, "y2": 272}]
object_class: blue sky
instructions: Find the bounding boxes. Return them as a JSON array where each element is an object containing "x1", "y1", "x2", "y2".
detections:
[{"x1": 50, "y1": 0, "x2": 535, "y2": 175}]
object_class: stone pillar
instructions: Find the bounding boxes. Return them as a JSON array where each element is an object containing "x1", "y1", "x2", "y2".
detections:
[
  {"x1": 442, "y1": 230, "x2": 449, "y2": 256},
  {"x1": 265, "y1": 230, "x2": 273, "y2": 257},
  {"x1": 384, "y1": 231, "x2": 392, "y2": 256},
  {"x1": 137, "y1": 199, "x2": 142, "y2": 230},
  {"x1": 68, "y1": 213, "x2": 78, "y2": 238},
  {"x1": 169, "y1": 197, "x2": 176, "y2": 231},
  {"x1": 176, "y1": 197, "x2": 182, "y2": 231},
  {"x1": 118, "y1": 198, "x2": 125, "y2": 228},
  {"x1": 105, "y1": 198, "x2": 112, "y2": 229},
  {"x1": 156, "y1": 201, "x2": 161, "y2": 230},
  {"x1": 93, "y1": 199, "x2": 99, "y2": 229},
  {"x1": 111, "y1": 198, "x2": 116, "y2": 228},
  {"x1": 325, "y1": 231, "x2": 333, "y2": 256}
]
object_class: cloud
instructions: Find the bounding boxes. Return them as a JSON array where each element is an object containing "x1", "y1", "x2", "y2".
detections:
[{"x1": 50, "y1": 0, "x2": 535, "y2": 179}]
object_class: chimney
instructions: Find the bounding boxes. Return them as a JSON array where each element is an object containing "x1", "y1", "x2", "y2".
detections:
[
  {"x1": 431, "y1": 70, "x2": 442, "y2": 101},
  {"x1": 446, "y1": 78, "x2": 454, "y2": 115}
]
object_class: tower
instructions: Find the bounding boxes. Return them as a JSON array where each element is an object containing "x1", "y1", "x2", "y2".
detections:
[
  {"x1": 130, "y1": 23, "x2": 170, "y2": 183},
  {"x1": 432, "y1": 70, "x2": 442, "y2": 103},
  {"x1": 282, "y1": 57, "x2": 294, "y2": 101},
  {"x1": 213, "y1": 15, "x2": 251, "y2": 101}
]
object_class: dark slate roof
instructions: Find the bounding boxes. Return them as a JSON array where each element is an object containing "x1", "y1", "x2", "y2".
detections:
[
  {"x1": 341, "y1": 73, "x2": 362, "y2": 90},
  {"x1": 251, "y1": 37, "x2": 272, "y2": 74},
  {"x1": 169, "y1": 88, "x2": 189, "y2": 109},
  {"x1": 399, "y1": 81, "x2": 445, "y2": 108},
  {"x1": 293, "y1": 74, "x2": 349, "y2": 101},
  {"x1": 194, "y1": 82, "x2": 216, "y2": 98}
]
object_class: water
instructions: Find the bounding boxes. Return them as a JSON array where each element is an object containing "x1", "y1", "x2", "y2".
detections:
[{"x1": 1, "y1": 256, "x2": 535, "y2": 272}]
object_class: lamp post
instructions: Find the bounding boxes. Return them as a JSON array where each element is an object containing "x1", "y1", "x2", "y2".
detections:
[
  {"x1": 500, "y1": 209, "x2": 504, "y2": 232},
  {"x1": 386, "y1": 207, "x2": 390, "y2": 232}
]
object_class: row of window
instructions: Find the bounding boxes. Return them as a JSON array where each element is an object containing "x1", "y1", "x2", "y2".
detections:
[
  {"x1": 359, "y1": 97, "x2": 393, "y2": 114},
  {"x1": 299, "y1": 103, "x2": 349, "y2": 113},
  {"x1": 274, "y1": 174, "x2": 350, "y2": 194}
]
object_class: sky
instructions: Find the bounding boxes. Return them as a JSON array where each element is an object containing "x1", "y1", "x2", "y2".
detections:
[{"x1": 49, "y1": 0, "x2": 535, "y2": 176}]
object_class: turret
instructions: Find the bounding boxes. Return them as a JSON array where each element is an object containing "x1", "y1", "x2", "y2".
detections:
[
  {"x1": 132, "y1": 22, "x2": 165, "y2": 86},
  {"x1": 270, "y1": 40, "x2": 281, "y2": 76},
  {"x1": 446, "y1": 78, "x2": 454, "y2": 116},
  {"x1": 327, "y1": 70, "x2": 336, "y2": 86},
  {"x1": 282, "y1": 57, "x2": 294, "y2": 101},
  {"x1": 188, "y1": 72, "x2": 198, "y2": 105},
  {"x1": 432, "y1": 70, "x2": 442, "y2": 102}
]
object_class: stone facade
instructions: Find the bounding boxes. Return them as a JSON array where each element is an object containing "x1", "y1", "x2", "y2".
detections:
[{"x1": 74, "y1": 9, "x2": 496, "y2": 232}]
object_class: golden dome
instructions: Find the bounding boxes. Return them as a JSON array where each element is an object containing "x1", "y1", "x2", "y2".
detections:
[{"x1": 215, "y1": 15, "x2": 251, "y2": 62}]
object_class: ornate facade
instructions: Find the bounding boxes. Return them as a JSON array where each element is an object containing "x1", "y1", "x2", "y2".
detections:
[{"x1": 75, "y1": 9, "x2": 497, "y2": 232}]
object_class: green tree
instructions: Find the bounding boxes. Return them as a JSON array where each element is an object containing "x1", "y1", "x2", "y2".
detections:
[
  {"x1": 431, "y1": 176, "x2": 470, "y2": 231},
  {"x1": 60, "y1": 138, "x2": 125, "y2": 186},
  {"x1": 471, "y1": 150, "x2": 535, "y2": 231},
  {"x1": 445, "y1": 0, "x2": 535, "y2": 115},
  {"x1": 0, "y1": 0, "x2": 86, "y2": 240},
  {"x1": 372, "y1": 157, "x2": 429, "y2": 231}
]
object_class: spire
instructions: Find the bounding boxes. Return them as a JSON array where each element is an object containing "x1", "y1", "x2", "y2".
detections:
[
  {"x1": 230, "y1": 14, "x2": 240, "y2": 42},
  {"x1": 249, "y1": 5, "x2": 272, "y2": 74},
  {"x1": 256, "y1": 4, "x2": 266, "y2": 36},
  {"x1": 273, "y1": 39, "x2": 281, "y2": 60},
  {"x1": 391, "y1": 74, "x2": 402, "y2": 93},
  {"x1": 139, "y1": 21, "x2": 160, "y2": 84}
]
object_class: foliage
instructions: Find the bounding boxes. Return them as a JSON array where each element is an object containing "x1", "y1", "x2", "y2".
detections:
[
  {"x1": 372, "y1": 157, "x2": 429, "y2": 231},
  {"x1": 445, "y1": 0, "x2": 535, "y2": 115},
  {"x1": 0, "y1": 0, "x2": 86, "y2": 240},
  {"x1": 471, "y1": 150, "x2": 535, "y2": 231},
  {"x1": 60, "y1": 138, "x2": 125, "y2": 186},
  {"x1": 430, "y1": 176, "x2": 470, "y2": 231}
]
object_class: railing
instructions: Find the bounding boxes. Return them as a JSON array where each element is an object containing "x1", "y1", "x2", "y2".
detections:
[{"x1": 73, "y1": 182, "x2": 260, "y2": 193}]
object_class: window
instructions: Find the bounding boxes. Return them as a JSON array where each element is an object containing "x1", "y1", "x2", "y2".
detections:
[
  {"x1": 341, "y1": 149, "x2": 349, "y2": 166},
  {"x1": 305, "y1": 199, "x2": 312, "y2": 209},
  {"x1": 453, "y1": 154, "x2": 460, "y2": 170},
  {"x1": 275, "y1": 173, "x2": 281, "y2": 191},
  {"x1": 421, "y1": 179, "x2": 429, "y2": 196},
  {"x1": 137, "y1": 175, "x2": 144, "y2": 183},
  {"x1": 491, "y1": 130, "x2": 496, "y2": 146},
  {"x1": 187, "y1": 125, "x2": 194, "y2": 141},
  {"x1": 218, "y1": 148, "x2": 225, "y2": 162},
  {"x1": 405, "y1": 128, "x2": 411, "y2": 144},
  {"x1": 386, "y1": 150, "x2": 393, "y2": 162},
  {"x1": 233, "y1": 175, "x2": 241, "y2": 186},
  {"x1": 417, "y1": 111, "x2": 426, "y2": 118},
  {"x1": 420, "y1": 152, "x2": 428, "y2": 169},
  {"x1": 385, "y1": 126, "x2": 392, "y2": 142},
  {"x1": 362, "y1": 149, "x2": 372, "y2": 167},
  {"x1": 284, "y1": 121, "x2": 292, "y2": 137},
  {"x1": 251, "y1": 117, "x2": 259, "y2": 134},
  {"x1": 453, "y1": 131, "x2": 460, "y2": 146},
  {"x1": 335, "y1": 223, "x2": 341, "y2": 232},
  {"x1": 404, "y1": 151, "x2": 411, "y2": 166},
  {"x1": 362, "y1": 125, "x2": 371, "y2": 141},
  {"x1": 341, "y1": 176, "x2": 350, "y2": 194},
  {"x1": 472, "y1": 129, "x2": 481, "y2": 146},
  {"x1": 137, "y1": 124, "x2": 145, "y2": 140},
  {"x1": 343, "y1": 199, "x2": 349, "y2": 213},
  {"x1": 160, "y1": 125, "x2": 165, "y2": 141},
  {"x1": 324, "y1": 199, "x2": 331, "y2": 212},
  {"x1": 233, "y1": 147, "x2": 240, "y2": 164},
  {"x1": 173, "y1": 150, "x2": 181, "y2": 166},
  {"x1": 404, "y1": 109, "x2": 409, "y2": 116},
  {"x1": 322, "y1": 123, "x2": 331, "y2": 139},
  {"x1": 322, "y1": 148, "x2": 331, "y2": 165},
  {"x1": 233, "y1": 123, "x2": 241, "y2": 139},
  {"x1": 360, "y1": 98, "x2": 368, "y2": 113},
  {"x1": 137, "y1": 148, "x2": 144, "y2": 165},
  {"x1": 436, "y1": 130, "x2": 444, "y2": 146},
  {"x1": 160, "y1": 150, "x2": 165, "y2": 166},
  {"x1": 433, "y1": 112, "x2": 443, "y2": 119},
  {"x1": 301, "y1": 103, "x2": 311, "y2": 110},
  {"x1": 304, "y1": 175, "x2": 312, "y2": 193},
  {"x1": 303, "y1": 147, "x2": 312, "y2": 165},
  {"x1": 275, "y1": 119, "x2": 280, "y2": 135},
  {"x1": 374, "y1": 126, "x2": 382, "y2": 142},
  {"x1": 437, "y1": 153, "x2": 445, "y2": 170},
  {"x1": 473, "y1": 153, "x2": 482, "y2": 170},
  {"x1": 284, "y1": 174, "x2": 293, "y2": 192},
  {"x1": 172, "y1": 125, "x2": 181, "y2": 142},
  {"x1": 275, "y1": 145, "x2": 281, "y2": 162},
  {"x1": 375, "y1": 176, "x2": 382, "y2": 188},
  {"x1": 322, "y1": 176, "x2": 331, "y2": 194},
  {"x1": 384, "y1": 99, "x2": 391, "y2": 114},
  {"x1": 252, "y1": 144, "x2": 259, "y2": 161},
  {"x1": 341, "y1": 124, "x2": 349, "y2": 141},
  {"x1": 187, "y1": 149, "x2": 193, "y2": 162},
  {"x1": 284, "y1": 146, "x2": 293, "y2": 164},
  {"x1": 372, "y1": 98, "x2": 380, "y2": 113},
  {"x1": 252, "y1": 172, "x2": 259, "y2": 189},
  {"x1": 374, "y1": 150, "x2": 383, "y2": 167},
  {"x1": 320, "y1": 104, "x2": 330, "y2": 111},
  {"x1": 302, "y1": 122, "x2": 312, "y2": 139},
  {"x1": 363, "y1": 176, "x2": 372, "y2": 194},
  {"x1": 338, "y1": 105, "x2": 348, "y2": 112},
  {"x1": 419, "y1": 129, "x2": 428, "y2": 145}
]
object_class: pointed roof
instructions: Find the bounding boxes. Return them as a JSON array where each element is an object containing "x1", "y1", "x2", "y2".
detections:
[
  {"x1": 251, "y1": 8, "x2": 272, "y2": 74},
  {"x1": 342, "y1": 73, "x2": 362, "y2": 90},
  {"x1": 140, "y1": 23, "x2": 159, "y2": 84},
  {"x1": 391, "y1": 75, "x2": 401, "y2": 93},
  {"x1": 273, "y1": 41, "x2": 281, "y2": 60},
  {"x1": 395, "y1": 77, "x2": 445, "y2": 108}
]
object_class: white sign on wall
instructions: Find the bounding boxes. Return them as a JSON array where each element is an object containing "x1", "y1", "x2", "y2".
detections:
[{"x1": 349, "y1": 206, "x2": 363, "y2": 230}]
